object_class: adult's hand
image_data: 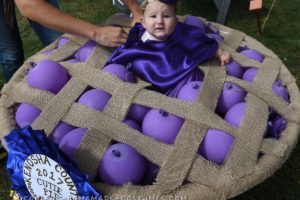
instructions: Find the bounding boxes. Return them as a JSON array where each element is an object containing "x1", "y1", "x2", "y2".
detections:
[{"x1": 92, "y1": 26, "x2": 128, "y2": 47}]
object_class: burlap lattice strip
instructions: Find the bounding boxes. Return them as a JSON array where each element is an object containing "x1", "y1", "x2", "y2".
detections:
[
  {"x1": 154, "y1": 122, "x2": 208, "y2": 193},
  {"x1": 225, "y1": 94, "x2": 269, "y2": 177},
  {"x1": 132, "y1": 90, "x2": 238, "y2": 134},
  {"x1": 222, "y1": 30, "x2": 245, "y2": 51},
  {"x1": 93, "y1": 181, "x2": 226, "y2": 200},
  {"x1": 219, "y1": 41, "x2": 265, "y2": 70},
  {"x1": 243, "y1": 36, "x2": 279, "y2": 59},
  {"x1": 250, "y1": 57, "x2": 280, "y2": 86},
  {"x1": 260, "y1": 138, "x2": 288, "y2": 157},
  {"x1": 47, "y1": 40, "x2": 83, "y2": 62},
  {"x1": 2, "y1": 80, "x2": 54, "y2": 110},
  {"x1": 220, "y1": 25, "x2": 278, "y2": 177},
  {"x1": 85, "y1": 45, "x2": 112, "y2": 69},
  {"x1": 197, "y1": 66, "x2": 226, "y2": 110},
  {"x1": 231, "y1": 51, "x2": 264, "y2": 69},
  {"x1": 74, "y1": 128, "x2": 111, "y2": 181},
  {"x1": 63, "y1": 62, "x2": 121, "y2": 95},
  {"x1": 27, "y1": 38, "x2": 83, "y2": 64},
  {"x1": 225, "y1": 77, "x2": 300, "y2": 123},
  {"x1": 104, "y1": 82, "x2": 150, "y2": 121},
  {"x1": 0, "y1": 96, "x2": 16, "y2": 148},
  {"x1": 32, "y1": 77, "x2": 87, "y2": 135}
]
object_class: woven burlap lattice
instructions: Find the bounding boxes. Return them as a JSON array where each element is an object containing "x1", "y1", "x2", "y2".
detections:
[{"x1": 0, "y1": 15, "x2": 299, "y2": 200}]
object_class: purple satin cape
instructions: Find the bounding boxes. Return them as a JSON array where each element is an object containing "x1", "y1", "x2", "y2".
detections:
[{"x1": 107, "y1": 22, "x2": 218, "y2": 94}]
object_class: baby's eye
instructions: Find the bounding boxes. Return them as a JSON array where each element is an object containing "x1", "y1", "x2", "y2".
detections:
[
  {"x1": 163, "y1": 15, "x2": 170, "y2": 18},
  {"x1": 150, "y1": 15, "x2": 156, "y2": 18}
]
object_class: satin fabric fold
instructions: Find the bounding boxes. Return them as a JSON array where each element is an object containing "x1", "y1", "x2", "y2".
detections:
[
  {"x1": 108, "y1": 22, "x2": 218, "y2": 95},
  {"x1": 4, "y1": 126, "x2": 100, "y2": 199}
]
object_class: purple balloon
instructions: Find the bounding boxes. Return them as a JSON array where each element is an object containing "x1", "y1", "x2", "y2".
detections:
[
  {"x1": 184, "y1": 16, "x2": 206, "y2": 33},
  {"x1": 99, "y1": 143, "x2": 146, "y2": 185},
  {"x1": 127, "y1": 104, "x2": 150, "y2": 123},
  {"x1": 74, "y1": 40, "x2": 97, "y2": 61},
  {"x1": 242, "y1": 67, "x2": 259, "y2": 82},
  {"x1": 103, "y1": 63, "x2": 137, "y2": 83},
  {"x1": 78, "y1": 89, "x2": 111, "y2": 112},
  {"x1": 206, "y1": 33, "x2": 224, "y2": 41},
  {"x1": 266, "y1": 115, "x2": 287, "y2": 139},
  {"x1": 240, "y1": 49, "x2": 264, "y2": 63},
  {"x1": 49, "y1": 122, "x2": 76, "y2": 145},
  {"x1": 177, "y1": 81, "x2": 203, "y2": 102},
  {"x1": 57, "y1": 37, "x2": 70, "y2": 48},
  {"x1": 224, "y1": 102, "x2": 246, "y2": 127},
  {"x1": 198, "y1": 129, "x2": 234, "y2": 165},
  {"x1": 225, "y1": 60, "x2": 244, "y2": 78},
  {"x1": 142, "y1": 109, "x2": 184, "y2": 144},
  {"x1": 27, "y1": 59, "x2": 69, "y2": 94},
  {"x1": 103, "y1": 64, "x2": 127, "y2": 80},
  {"x1": 124, "y1": 119, "x2": 142, "y2": 132},
  {"x1": 15, "y1": 103, "x2": 41, "y2": 128},
  {"x1": 216, "y1": 82, "x2": 246, "y2": 115},
  {"x1": 59, "y1": 128, "x2": 87, "y2": 159},
  {"x1": 272, "y1": 80, "x2": 289, "y2": 101}
]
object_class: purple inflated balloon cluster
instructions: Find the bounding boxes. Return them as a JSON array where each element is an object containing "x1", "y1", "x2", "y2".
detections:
[
  {"x1": 16, "y1": 58, "x2": 71, "y2": 129},
  {"x1": 171, "y1": 48, "x2": 289, "y2": 166}
]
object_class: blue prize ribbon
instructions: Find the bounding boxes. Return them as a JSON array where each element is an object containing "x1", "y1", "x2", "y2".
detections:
[{"x1": 4, "y1": 126, "x2": 100, "y2": 199}]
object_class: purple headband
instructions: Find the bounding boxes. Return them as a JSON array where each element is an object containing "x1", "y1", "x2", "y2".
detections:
[
  {"x1": 142, "y1": 0, "x2": 178, "y2": 10},
  {"x1": 159, "y1": 0, "x2": 178, "y2": 4}
]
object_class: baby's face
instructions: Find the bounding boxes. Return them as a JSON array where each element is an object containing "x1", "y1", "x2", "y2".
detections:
[{"x1": 142, "y1": 0, "x2": 177, "y2": 41}]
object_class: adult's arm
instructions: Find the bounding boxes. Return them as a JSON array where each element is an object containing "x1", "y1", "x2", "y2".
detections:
[
  {"x1": 14, "y1": 0, "x2": 128, "y2": 47},
  {"x1": 122, "y1": 0, "x2": 142, "y2": 24}
]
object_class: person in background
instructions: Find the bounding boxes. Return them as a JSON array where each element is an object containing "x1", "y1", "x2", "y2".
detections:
[
  {"x1": 0, "y1": 0, "x2": 142, "y2": 82},
  {"x1": 0, "y1": 0, "x2": 62, "y2": 82}
]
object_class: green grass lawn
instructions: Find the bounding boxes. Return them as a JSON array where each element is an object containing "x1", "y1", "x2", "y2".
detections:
[{"x1": 1, "y1": 0, "x2": 300, "y2": 199}]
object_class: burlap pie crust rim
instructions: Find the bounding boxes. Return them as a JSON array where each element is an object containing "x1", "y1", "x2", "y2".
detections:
[{"x1": 0, "y1": 15, "x2": 300, "y2": 199}]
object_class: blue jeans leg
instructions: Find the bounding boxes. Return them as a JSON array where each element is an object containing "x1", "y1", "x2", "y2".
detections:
[
  {"x1": 0, "y1": 0, "x2": 24, "y2": 82},
  {"x1": 0, "y1": 50, "x2": 24, "y2": 82},
  {"x1": 29, "y1": 0, "x2": 63, "y2": 46}
]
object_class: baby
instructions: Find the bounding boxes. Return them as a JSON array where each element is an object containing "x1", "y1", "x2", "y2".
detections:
[
  {"x1": 140, "y1": 0, "x2": 230, "y2": 65},
  {"x1": 107, "y1": 0, "x2": 231, "y2": 96}
]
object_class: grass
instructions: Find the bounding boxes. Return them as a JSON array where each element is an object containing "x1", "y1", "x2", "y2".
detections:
[{"x1": 0, "y1": 0, "x2": 300, "y2": 199}]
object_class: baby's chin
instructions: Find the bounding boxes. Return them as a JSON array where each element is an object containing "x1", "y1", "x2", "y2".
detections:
[{"x1": 152, "y1": 33, "x2": 171, "y2": 41}]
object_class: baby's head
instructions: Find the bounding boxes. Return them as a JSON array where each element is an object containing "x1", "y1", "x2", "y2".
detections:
[{"x1": 141, "y1": 0, "x2": 178, "y2": 41}]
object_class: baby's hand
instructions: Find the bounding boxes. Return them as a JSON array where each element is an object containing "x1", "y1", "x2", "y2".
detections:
[{"x1": 219, "y1": 51, "x2": 231, "y2": 66}]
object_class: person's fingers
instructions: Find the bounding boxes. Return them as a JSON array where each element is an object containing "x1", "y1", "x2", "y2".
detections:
[
  {"x1": 120, "y1": 32, "x2": 128, "y2": 40},
  {"x1": 119, "y1": 37, "x2": 127, "y2": 44}
]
